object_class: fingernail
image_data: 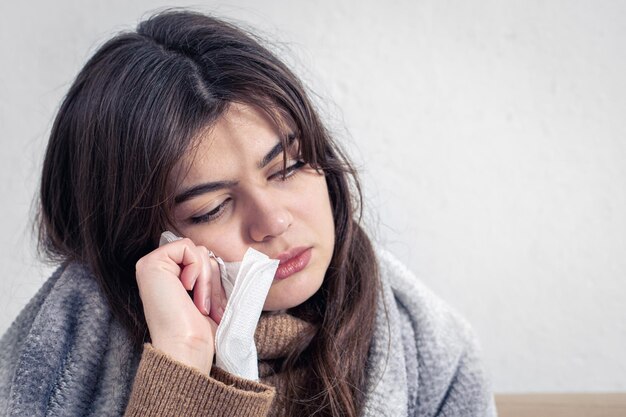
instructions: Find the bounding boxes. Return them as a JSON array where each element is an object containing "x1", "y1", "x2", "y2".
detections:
[{"x1": 204, "y1": 298, "x2": 211, "y2": 315}]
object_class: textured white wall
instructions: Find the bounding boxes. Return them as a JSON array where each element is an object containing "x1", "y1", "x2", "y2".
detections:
[{"x1": 1, "y1": 0, "x2": 625, "y2": 393}]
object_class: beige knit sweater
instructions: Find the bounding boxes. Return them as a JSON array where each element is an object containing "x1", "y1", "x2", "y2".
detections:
[{"x1": 124, "y1": 313, "x2": 312, "y2": 417}]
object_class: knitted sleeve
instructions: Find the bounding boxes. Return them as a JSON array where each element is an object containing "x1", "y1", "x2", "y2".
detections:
[{"x1": 124, "y1": 344, "x2": 275, "y2": 417}]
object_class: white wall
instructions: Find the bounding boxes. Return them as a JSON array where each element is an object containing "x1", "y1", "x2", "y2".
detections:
[{"x1": 1, "y1": 0, "x2": 624, "y2": 393}]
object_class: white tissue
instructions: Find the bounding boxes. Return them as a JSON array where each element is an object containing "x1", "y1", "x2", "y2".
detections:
[
  {"x1": 158, "y1": 231, "x2": 278, "y2": 380},
  {"x1": 159, "y1": 230, "x2": 182, "y2": 246},
  {"x1": 220, "y1": 260, "x2": 243, "y2": 299},
  {"x1": 215, "y1": 248, "x2": 279, "y2": 380}
]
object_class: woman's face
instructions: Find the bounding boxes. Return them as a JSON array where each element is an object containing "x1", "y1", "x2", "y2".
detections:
[{"x1": 171, "y1": 103, "x2": 335, "y2": 311}]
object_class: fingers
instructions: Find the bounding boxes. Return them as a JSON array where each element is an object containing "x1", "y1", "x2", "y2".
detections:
[
  {"x1": 192, "y1": 247, "x2": 212, "y2": 316},
  {"x1": 208, "y1": 257, "x2": 225, "y2": 324},
  {"x1": 156, "y1": 239, "x2": 227, "y2": 322},
  {"x1": 193, "y1": 247, "x2": 226, "y2": 324}
]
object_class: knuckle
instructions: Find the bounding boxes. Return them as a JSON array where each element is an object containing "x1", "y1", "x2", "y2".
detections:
[{"x1": 135, "y1": 256, "x2": 146, "y2": 273}]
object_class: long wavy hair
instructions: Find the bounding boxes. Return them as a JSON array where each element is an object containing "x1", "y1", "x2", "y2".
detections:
[{"x1": 38, "y1": 10, "x2": 380, "y2": 417}]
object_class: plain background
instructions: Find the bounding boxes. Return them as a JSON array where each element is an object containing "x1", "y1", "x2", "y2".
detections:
[{"x1": 1, "y1": 0, "x2": 624, "y2": 393}]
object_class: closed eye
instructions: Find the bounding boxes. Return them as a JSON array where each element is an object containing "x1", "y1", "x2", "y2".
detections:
[
  {"x1": 190, "y1": 198, "x2": 231, "y2": 224},
  {"x1": 269, "y1": 160, "x2": 306, "y2": 181}
]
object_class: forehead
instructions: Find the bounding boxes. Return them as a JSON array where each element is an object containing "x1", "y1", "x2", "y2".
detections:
[{"x1": 174, "y1": 103, "x2": 287, "y2": 186}]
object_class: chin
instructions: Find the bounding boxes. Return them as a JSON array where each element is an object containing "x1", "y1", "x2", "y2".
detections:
[
  {"x1": 262, "y1": 291, "x2": 311, "y2": 311},
  {"x1": 262, "y1": 272, "x2": 324, "y2": 311}
]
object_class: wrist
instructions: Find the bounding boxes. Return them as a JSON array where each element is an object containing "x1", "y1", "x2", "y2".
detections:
[{"x1": 152, "y1": 337, "x2": 214, "y2": 374}]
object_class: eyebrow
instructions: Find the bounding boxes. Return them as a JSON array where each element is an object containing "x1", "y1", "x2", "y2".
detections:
[
  {"x1": 174, "y1": 133, "x2": 297, "y2": 205},
  {"x1": 257, "y1": 133, "x2": 296, "y2": 169}
]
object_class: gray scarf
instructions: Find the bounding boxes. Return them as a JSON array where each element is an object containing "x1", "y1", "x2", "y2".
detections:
[{"x1": 0, "y1": 252, "x2": 495, "y2": 416}]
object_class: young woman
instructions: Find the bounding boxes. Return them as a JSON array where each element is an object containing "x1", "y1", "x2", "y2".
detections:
[{"x1": 0, "y1": 10, "x2": 496, "y2": 417}]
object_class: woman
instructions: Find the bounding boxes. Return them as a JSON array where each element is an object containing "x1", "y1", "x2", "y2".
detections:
[{"x1": 0, "y1": 10, "x2": 496, "y2": 417}]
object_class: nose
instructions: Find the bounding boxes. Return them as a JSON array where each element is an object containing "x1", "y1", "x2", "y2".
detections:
[{"x1": 247, "y1": 193, "x2": 293, "y2": 242}]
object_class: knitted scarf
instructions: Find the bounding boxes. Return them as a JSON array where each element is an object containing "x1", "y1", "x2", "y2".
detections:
[{"x1": 0, "y1": 251, "x2": 496, "y2": 416}]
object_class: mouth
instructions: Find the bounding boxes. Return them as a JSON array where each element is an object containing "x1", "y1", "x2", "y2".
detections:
[{"x1": 274, "y1": 247, "x2": 312, "y2": 280}]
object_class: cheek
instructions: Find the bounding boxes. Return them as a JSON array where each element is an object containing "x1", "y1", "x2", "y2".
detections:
[
  {"x1": 207, "y1": 226, "x2": 249, "y2": 262},
  {"x1": 283, "y1": 179, "x2": 335, "y2": 276},
  {"x1": 180, "y1": 223, "x2": 248, "y2": 262},
  {"x1": 298, "y1": 176, "x2": 334, "y2": 239}
]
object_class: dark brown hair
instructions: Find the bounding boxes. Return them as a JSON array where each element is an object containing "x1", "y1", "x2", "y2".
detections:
[{"x1": 38, "y1": 9, "x2": 380, "y2": 417}]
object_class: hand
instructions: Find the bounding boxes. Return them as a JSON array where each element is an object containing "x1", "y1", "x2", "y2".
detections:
[{"x1": 135, "y1": 238, "x2": 227, "y2": 373}]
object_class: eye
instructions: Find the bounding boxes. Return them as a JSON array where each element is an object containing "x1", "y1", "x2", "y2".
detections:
[
  {"x1": 269, "y1": 160, "x2": 306, "y2": 181},
  {"x1": 189, "y1": 198, "x2": 231, "y2": 224}
]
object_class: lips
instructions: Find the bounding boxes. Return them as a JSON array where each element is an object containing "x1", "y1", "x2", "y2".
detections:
[{"x1": 274, "y1": 247, "x2": 312, "y2": 280}]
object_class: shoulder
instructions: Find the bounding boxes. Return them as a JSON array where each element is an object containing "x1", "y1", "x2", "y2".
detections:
[
  {"x1": 0, "y1": 262, "x2": 137, "y2": 416},
  {"x1": 0, "y1": 261, "x2": 110, "y2": 374},
  {"x1": 1, "y1": 262, "x2": 109, "y2": 345},
  {"x1": 376, "y1": 248, "x2": 476, "y2": 344},
  {"x1": 0, "y1": 263, "x2": 99, "y2": 366},
  {"x1": 375, "y1": 248, "x2": 496, "y2": 416}
]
